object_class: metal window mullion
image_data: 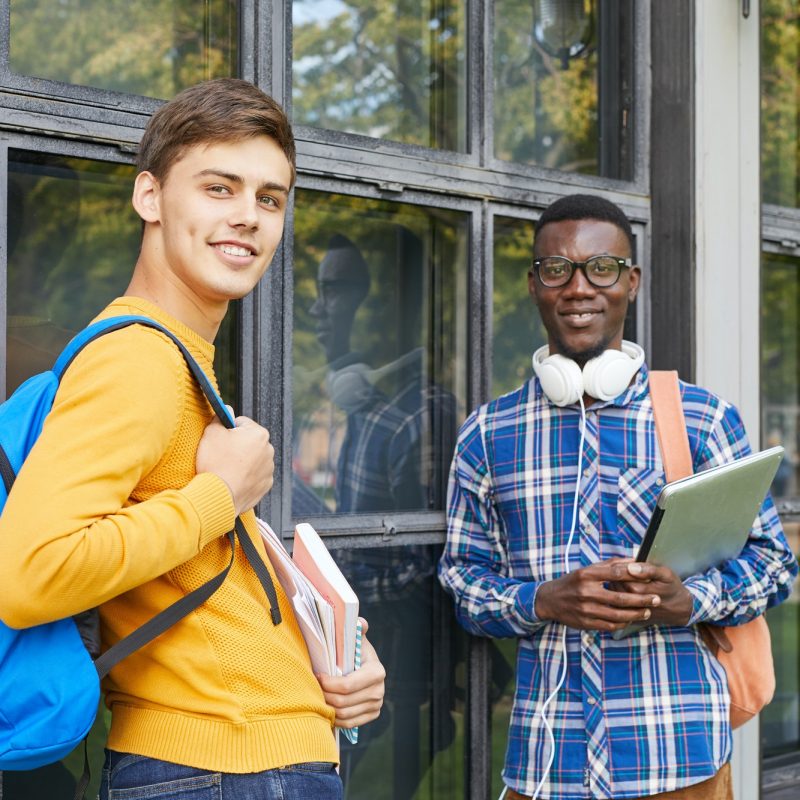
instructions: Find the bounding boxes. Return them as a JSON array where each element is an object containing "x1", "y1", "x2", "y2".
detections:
[
  {"x1": 0, "y1": 140, "x2": 8, "y2": 401},
  {"x1": 238, "y1": 0, "x2": 257, "y2": 83}
]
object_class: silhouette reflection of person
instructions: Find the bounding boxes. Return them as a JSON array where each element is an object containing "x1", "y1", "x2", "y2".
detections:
[
  {"x1": 293, "y1": 231, "x2": 461, "y2": 798},
  {"x1": 298, "y1": 231, "x2": 456, "y2": 513}
]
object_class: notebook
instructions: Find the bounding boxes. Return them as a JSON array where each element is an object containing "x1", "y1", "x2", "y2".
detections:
[{"x1": 612, "y1": 445, "x2": 784, "y2": 639}]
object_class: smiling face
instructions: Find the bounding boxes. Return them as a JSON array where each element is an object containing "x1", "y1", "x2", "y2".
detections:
[
  {"x1": 529, "y1": 218, "x2": 640, "y2": 364},
  {"x1": 131, "y1": 135, "x2": 292, "y2": 337}
]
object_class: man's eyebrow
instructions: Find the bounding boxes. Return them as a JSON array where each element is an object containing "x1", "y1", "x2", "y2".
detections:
[{"x1": 193, "y1": 169, "x2": 290, "y2": 195}]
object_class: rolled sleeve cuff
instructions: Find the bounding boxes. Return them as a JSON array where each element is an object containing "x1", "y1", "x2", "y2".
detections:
[
  {"x1": 514, "y1": 581, "x2": 544, "y2": 626},
  {"x1": 683, "y1": 575, "x2": 721, "y2": 625}
]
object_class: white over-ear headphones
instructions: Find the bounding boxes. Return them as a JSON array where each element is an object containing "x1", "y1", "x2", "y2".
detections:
[{"x1": 532, "y1": 340, "x2": 644, "y2": 407}]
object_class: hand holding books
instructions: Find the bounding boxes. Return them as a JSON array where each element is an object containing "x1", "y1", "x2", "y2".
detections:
[{"x1": 256, "y1": 519, "x2": 385, "y2": 740}]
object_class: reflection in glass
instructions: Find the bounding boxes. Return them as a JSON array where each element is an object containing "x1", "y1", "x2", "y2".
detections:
[
  {"x1": 292, "y1": 0, "x2": 467, "y2": 151},
  {"x1": 292, "y1": 190, "x2": 467, "y2": 516},
  {"x1": 6, "y1": 151, "x2": 237, "y2": 401},
  {"x1": 329, "y1": 544, "x2": 466, "y2": 799},
  {"x1": 490, "y1": 638, "x2": 518, "y2": 800},
  {"x1": 494, "y1": 0, "x2": 632, "y2": 177},
  {"x1": 762, "y1": 0, "x2": 800, "y2": 207},
  {"x1": 760, "y1": 251, "x2": 800, "y2": 759},
  {"x1": 10, "y1": 0, "x2": 237, "y2": 99},
  {"x1": 492, "y1": 217, "x2": 546, "y2": 396}
]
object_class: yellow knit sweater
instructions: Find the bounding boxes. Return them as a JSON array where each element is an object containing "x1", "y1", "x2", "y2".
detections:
[{"x1": 0, "y1": 297, "x2": 337, "y2": 772}]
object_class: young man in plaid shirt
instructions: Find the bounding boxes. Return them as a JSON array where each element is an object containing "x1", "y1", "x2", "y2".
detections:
[{"x1": 439, "y1": 194, "x2": 797, "y2": 800}]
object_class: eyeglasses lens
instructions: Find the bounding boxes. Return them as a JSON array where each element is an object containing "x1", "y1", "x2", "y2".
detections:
[{"x1": 537, "y1": 256, "x2": 622, "y2": 288}]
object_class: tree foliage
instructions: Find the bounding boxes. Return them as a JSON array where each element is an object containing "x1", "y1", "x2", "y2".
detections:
[
  {"x1": 10, "y1": 0, "x2": 236, "y2": 99},
  {"x1": 292, "y1": 0, "x2": 466, "y2": 150},
  {"x1": 761, "y1": 0, "x2": 800, "y2": 207}
]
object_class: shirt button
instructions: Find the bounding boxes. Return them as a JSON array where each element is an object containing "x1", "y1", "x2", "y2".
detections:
[
  {"x1": 582, "y1": 631, "x2": 595, "y2": 646},
  {"x1": 587, "y1": 697, "x2": 597, "y2": 705}
]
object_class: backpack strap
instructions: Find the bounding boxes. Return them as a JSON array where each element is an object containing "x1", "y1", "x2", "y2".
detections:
[
  {"x1": 649, "y1": 370, "x2": 736, "y2": 657},
  {"x1": 649, "y1": 370, "x2": 693, "y2": 482},
  {"x1": 50, "y1": 315, "x2": 283, "y2": 678},
  {"x1": 54, "y1": 315, "x2": 235, "y2": 427}
]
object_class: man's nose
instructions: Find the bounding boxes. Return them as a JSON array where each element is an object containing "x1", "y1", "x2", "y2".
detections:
[
  {"x1": 309, "y1": 294, "x2": 324, "y2": 317},
  {"x1": 563, "y1": 264, "x2": 597, "y2": 295},
  {"x1": 229, "y1": 196, "x2": 260, "y2": 230}
]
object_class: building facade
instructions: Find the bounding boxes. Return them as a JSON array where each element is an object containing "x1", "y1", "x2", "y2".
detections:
[{"x1": 0, "y1": 1, "x2": 798, "y2": 798}]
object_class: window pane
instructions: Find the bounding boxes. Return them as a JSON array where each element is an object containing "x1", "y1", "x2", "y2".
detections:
[
  {"x1": 760, "y1": 251, "x2": 800, "y2": 758},
  {"x1": 6, "y1": 150, "x2": 237, "y2": 401},
  {"x1": 494, "y1": 0, "x2": 633, "y2": 178},
  {"x1": 490, "y1": 638, "x2": 518, "y2": 800},
  {"x1": 292, "y1": 0, "x2": 467, "y2": 151},
  {"x1": 492, "y1": 216, "x2": 545, "y2": 396},
  {"x1": 330, "y1": 544, "x2": 467, "y2": 799},
  {"x1": 292, "y1": 190, "x2": 467, "y2": 516},
  {"x1": 762, "y1": 0, "x2": 800, "y2": 207},
  {"x1": 10, "y1": 0, "x2": 237, "y2": 99}
]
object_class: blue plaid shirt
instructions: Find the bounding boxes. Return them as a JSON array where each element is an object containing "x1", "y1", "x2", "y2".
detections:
[{"x1": 438, "y1": 365, "x2": 798, "y2": 799}]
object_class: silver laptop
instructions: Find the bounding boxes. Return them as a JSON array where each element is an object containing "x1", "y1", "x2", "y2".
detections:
[{"x1": 612, "y1": 445, "x2": 784, "y2": 640}]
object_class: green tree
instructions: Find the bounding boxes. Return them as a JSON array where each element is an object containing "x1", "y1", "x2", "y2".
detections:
[
  {"x1": 292, "y1": 0, "x2": 466, "y2": 150},
  {"x1": 10, "y1": 0, "x2": 236, "y2": 99}
]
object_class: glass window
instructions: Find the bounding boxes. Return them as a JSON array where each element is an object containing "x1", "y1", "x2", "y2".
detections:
[
  {"x1": 6, "y1": 150, "x2": 237, "y2": 400},
  {"x1": 492, "y1": 216, "x2": 545, "y2": 395},
  {"x1": 762, "y1": 0, "x2": 800, "y2": 208},
  {"x1": 760, "y1": 250, "x2": 800, "y2": 759},
  {"x1": 330, "y1": 544, "x2": 467, "y2": 799},
  {"x1": 9, "y1": 1, "x2": 237, "y2": 99},
  {"x1": 292, "y1": 0, "x2": 467, "y2": 151},
  {"x1": 488, "y1": 216, "x2": 543, "y2": 796},
  {"x1": 292, "y1": 189, "x2": 467, "y2": 517},
  {"x1": 490, "y1": 638, "x2": 518, "y2": 800},
  {"x1": 493, "y1": 0, "x2": 633, "y2": 178}
]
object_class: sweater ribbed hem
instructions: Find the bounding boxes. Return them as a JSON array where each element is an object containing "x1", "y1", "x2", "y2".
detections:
[
  {"x1": 108, "y1": 705, "x2": 339, "y2": 773},
  {"x1": 182, "y1": 473, "x2": 236, "y2": 549}
]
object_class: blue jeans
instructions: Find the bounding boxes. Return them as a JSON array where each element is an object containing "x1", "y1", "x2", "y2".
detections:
[{"x1": 99, "y1": 750, "x2": 343, "y2": 800}]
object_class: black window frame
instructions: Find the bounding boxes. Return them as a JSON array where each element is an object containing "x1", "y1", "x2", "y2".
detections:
[{"x1": 0, "y1": 3, "x2": 673, "y2": 799}]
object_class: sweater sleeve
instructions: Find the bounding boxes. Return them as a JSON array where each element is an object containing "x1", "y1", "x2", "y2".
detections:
[{"x1": 0, "y1": 326, "x2": 236, "y2": 628}]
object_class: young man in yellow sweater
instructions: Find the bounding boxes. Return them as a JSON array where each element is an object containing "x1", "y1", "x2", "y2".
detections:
[{"x1": 0, "y1": 78, "x2": 385, "y2": 799}]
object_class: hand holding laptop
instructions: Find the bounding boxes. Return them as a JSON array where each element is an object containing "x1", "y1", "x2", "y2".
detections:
[{"x1": 533, "y1": 558, "x2": 686, "y2": 632}]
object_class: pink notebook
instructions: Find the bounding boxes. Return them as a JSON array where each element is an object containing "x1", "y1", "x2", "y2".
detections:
[{"x1": 292, "y1": 523, "x2": 359, "y2": 674}]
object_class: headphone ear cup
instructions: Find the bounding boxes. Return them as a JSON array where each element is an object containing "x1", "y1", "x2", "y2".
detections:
[
  {"x1": 582, "y1": 349, "x2": 638, "y2": 402},
  {"x1": 533, "y1": 350, "x2": 583, "y2": 407}
]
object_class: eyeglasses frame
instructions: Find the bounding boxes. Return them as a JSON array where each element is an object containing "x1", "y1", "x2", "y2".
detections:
[{"x1": 531, "y1": 255, "x2": 633, "y2": 289}]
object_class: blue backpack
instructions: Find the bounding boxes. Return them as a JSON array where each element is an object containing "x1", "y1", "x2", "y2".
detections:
[{"x1": 0, "y1": 315, "x2": 281, "y2": 786}]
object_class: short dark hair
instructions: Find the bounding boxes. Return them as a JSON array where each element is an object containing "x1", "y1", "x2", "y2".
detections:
[
  {"x1": 535, "y1": 194, "x2": 635, "y2": 255},
  {"x1": 137, "y1": 78, "x2": 296, "y2": 187}
]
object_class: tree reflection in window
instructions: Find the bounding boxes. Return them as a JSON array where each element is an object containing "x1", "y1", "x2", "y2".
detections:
[
  {"x1": 292, "y1": 0, "x2": 467, "y2": 151},
  {"x1": 494, "y1": 0, "x2": 632, "y2": 177},
  {"x1": 6, "y1": 150, "x2": 238, "y2": 401},
  {"x1": 10, "y1": 0, "x2": 237, "y2": 99}
]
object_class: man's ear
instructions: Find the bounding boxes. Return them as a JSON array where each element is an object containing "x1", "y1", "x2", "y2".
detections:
[
  {"x1": 528, "y1": 270, "x2": 539, "y2": 305},
  {"x1": 131, "y1": 171, "x2": 162, "y2": 223},
  {"x1": 627, "y1": 266, "x2": 642, "y2": 302}
]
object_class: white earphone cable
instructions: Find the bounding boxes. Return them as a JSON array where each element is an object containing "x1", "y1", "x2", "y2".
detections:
[{"x1": 527, "y1": 396, "x2": 586, "y2": 800}]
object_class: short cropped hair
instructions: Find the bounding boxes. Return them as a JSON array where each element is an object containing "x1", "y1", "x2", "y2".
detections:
[
  {"x1": 535, "y1": 194, "x2": 635, "y2": 255},
  {"x1": 137, "y1": 78, "x2": 296, "y2": 187}
]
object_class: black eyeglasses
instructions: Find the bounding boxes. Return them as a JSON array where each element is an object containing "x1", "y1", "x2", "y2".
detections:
[{"x1": 532, "y1": 255, "x2": 632, "y2": 288}]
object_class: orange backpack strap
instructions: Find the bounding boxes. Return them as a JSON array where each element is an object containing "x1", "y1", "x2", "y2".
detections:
[
  {"x1": 648, "y1": 368, "x2": 775, "y2": 728},
  {"x1": 648, "y1": 370, "x2": 693, "y2": 482}
]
